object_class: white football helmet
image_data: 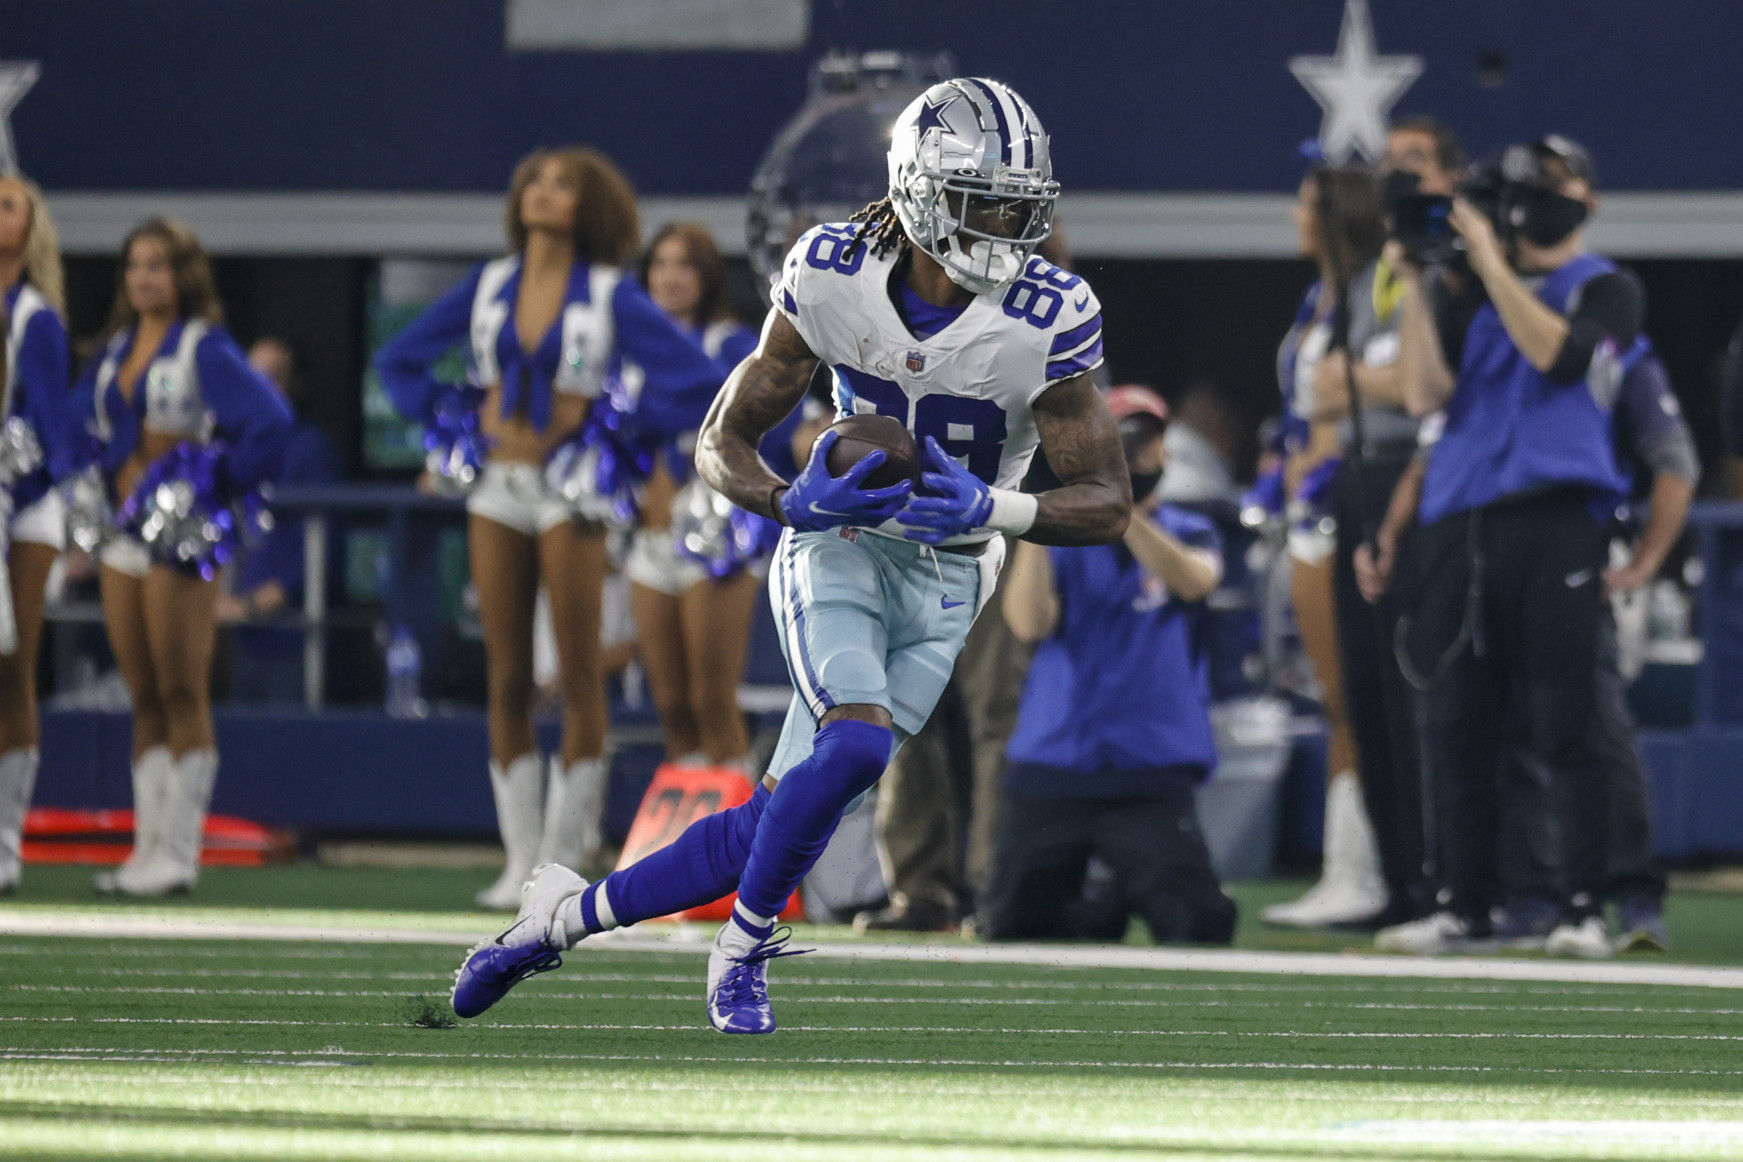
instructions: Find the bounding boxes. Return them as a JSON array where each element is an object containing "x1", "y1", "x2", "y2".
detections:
[{"x1": 887, "y1": 77, "x2": 1059, "y2": 295}]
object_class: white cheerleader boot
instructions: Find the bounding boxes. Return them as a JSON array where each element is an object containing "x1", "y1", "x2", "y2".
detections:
[
  {"x1": 112, "y1": 748, "x2": 216, "y2": 897},
  {"x1": 95, "y1": 746, "x2": 172, "y2": 894},
  {"x1": 477, "y1": 754, "x2": 545, "y2": 910},
  {"x1": 1262, "y1": 770, "x2": 1387, "y2": 928},
  {"x1": 535, "y1": 755, "x2": 607, "y2": 873},
  {"x1": 0, "y1": 747, "x2": 39, "y2": 892}
]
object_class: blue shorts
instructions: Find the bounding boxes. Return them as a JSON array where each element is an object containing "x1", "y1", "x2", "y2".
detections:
[{"x1": 765, "y1": 527, "x2": 1006, "y2": 783}]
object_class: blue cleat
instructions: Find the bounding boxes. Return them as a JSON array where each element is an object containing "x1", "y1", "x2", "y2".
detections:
[
  {"x1": 452, "y1": 863, "x2": 585, "y2": 1019},
  {"x1": 706, "y1": 921, "x2": 810, "y2": 1035}
]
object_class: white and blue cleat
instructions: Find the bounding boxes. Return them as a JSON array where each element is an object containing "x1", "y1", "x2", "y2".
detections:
[
  {"x1": 705, "y1": 922, "x2": 809, "y2": 1035},
  {"x1": 452, "y1": 863, "x2": 586, "y2": 1019}
]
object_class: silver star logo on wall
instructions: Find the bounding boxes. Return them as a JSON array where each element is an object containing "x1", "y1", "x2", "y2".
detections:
[
  {"x1": 1289, "y1": 0, "x2": 1422, "y2": 164},
  {"x1": 0, "y1": 56, "x2": 40, "y2": 176}
]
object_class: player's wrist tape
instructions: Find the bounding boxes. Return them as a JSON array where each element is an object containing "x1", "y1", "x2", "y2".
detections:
[{"x1": 984, "y1": 488, "x2": 1038, "y2": 536}]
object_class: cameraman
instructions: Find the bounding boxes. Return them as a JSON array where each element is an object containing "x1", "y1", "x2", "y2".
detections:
[{"x1": 1381, "y1": 137, "x2": 1642, "y2": 954}]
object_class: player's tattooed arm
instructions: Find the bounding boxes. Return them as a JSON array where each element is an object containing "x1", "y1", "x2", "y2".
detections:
[
  {"x1": 696, "y1": 312, "x2": 820, "y2": 522},
  {"x1": 1026, "y1": 372, "x2": 1132, "y2": 546}
]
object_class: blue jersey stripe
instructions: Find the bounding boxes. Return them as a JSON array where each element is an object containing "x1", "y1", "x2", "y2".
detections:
[
  {"x1": 1049, "y1": 314, "x2": 1103, "y2": 355},
  {"x1": 780, "y1": 286, "x2": 797, "y2": 315},
  {"x1": 1045, "y1": 338, "x2": 1105, "y2": 382}
]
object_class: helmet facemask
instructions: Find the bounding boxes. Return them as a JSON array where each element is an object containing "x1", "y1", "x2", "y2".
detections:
[{"x1": 932, "y1": 173, "x2": 1056, "y2": 294}]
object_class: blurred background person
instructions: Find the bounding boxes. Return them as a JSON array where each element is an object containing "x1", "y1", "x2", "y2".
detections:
[
  {"x1": 854, "y1": 568, "x2": 1031, "y2": 933},
  {"x1": 1363, "y1": 316, "x2": 1693, "y2": 957},
  {"x1": 1261, "y1": 161, "x2": 1393, "y2": 929},
  {"x1": 1591, "y1": 347, "x2": 1696, "y2": 951},
  {"x1": 216, "y1": 337, "x2": 342, "y2": 704},
  {"x1": 1157, "y1": 381, "x2": 1244, "y2": 509},
  {"x1": 983, "y1": 386, "x2": 1236, "y2": 945},
  {"x1": 1381, "y1": 137, "x2": 1641, "y2": 956},
  {"x1": 375, "y1": 150, "x2": 722, "y2": 907},
  {"x1": 1317, "y1": 117, "x2": 1465, "y2": 930},
  {"x1": 629, "y1": 221, "x2": 793, "y2": 773},
  {"x1": 0, "y1": 175, "x2": 71, "y2": 894},
  {"x1": 82, "y1": 219, "x2": 291, "y2": 896}
]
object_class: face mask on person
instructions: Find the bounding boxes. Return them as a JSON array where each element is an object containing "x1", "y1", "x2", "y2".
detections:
[{"x1": 1119, "y1": 416, "x2": 1166, "y2": 504}]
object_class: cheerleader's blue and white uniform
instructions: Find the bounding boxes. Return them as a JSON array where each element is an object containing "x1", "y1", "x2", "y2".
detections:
[
  {"x1": 623, "y1": 318, "x2": 797, "y2": 595},
  {"x1": 76, "y1": 320, "x2": 292, "y2": 576},
  {"x1": 1275, "y1": 265, "x2": 1406, "y2": 564},
  {"x1": 376, "y1": 256, "x2": 723, "y2": 536},
  {"x1": 4, "y1": 281, "x2": 72, "y2": 547}
]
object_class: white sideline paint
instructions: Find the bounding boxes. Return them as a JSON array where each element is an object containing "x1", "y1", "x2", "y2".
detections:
[
  {"x1": 49, "y1": 192, "x2": 1743, "y2": 259},
  {"x1": 4, "y1": 908, "x2": 1743, "y2": 990}
]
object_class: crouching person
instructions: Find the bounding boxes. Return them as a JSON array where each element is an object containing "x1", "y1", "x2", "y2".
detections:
[{"x1": 980, "y1": 387, "x2": 1236, "y2": 944}]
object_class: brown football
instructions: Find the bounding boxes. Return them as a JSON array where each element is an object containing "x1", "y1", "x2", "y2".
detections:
[{"x1": 821, "y1": 414, "x2": 921, "y2": 491}]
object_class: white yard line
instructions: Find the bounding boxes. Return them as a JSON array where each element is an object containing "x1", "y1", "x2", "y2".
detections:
[
  {"x1": 3, "y1": 1044, "x2": 1740, "y2": 1078},
  {"x1": 4, "y1": 908, "x2": 1743, "y2": 990},
  {"x1": 2, "y1": 1015, "x2": 1739, "y2": 1041}
]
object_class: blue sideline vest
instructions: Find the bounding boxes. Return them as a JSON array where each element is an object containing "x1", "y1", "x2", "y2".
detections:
[
  {"x1": 1420, "y1": 253, "x2": 1631, "y2": 523},
  {"x1": 1004, "y1": 505, "x2": 1219, "y2": 798}
]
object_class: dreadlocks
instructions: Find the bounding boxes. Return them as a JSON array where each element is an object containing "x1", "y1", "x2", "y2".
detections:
[{"x1": 846, "y1": 197, "x2": 908, "y2": 260}]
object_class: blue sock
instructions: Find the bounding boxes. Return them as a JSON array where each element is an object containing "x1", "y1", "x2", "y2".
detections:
[
  {"x1": 571, "y1": 784, "x2": 772, "y2": 934},
  {"x1": 735, "y1": 719, "x2": 892, "y2": 920}
]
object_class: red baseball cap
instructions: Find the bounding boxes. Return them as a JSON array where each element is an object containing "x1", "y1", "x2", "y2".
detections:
[{"x1": 1105, "y1": 385, "x2": 1169, "y2": 425}]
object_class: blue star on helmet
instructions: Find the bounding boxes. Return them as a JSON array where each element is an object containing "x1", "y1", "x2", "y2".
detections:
[{"x1": 914, "y1": 93, "x2": 957, "y2": 136}]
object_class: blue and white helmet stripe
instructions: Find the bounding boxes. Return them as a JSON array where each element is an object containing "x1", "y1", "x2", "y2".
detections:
[
  {"x1": 961, "y1": 77, "x2": 1037, "y2": 170},
  {"x1": 960, "y1": 78, "x2": 1016, "y2": 167}
]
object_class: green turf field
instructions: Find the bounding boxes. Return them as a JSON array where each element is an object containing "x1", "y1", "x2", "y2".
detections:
[{"x1": 3, "y1": 867, "x2": 1743, "y2": 1160}]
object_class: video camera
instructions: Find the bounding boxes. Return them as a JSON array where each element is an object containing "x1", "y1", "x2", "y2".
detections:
[
  {"x1": 1385, "y1": 158, "x2": 1504, "y2": 268},
  {"x1": 1387, "y1": 135, "x2": 1592, "y2": 267}
]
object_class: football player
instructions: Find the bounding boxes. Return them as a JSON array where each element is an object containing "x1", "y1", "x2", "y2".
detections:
[{"x1": 453, "y1": 77, "x2": 1131, "y2": 1033}]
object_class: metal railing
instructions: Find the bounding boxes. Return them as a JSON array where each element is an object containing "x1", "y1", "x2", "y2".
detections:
[{"x1": 262, "y1": 483, "x2": 466, "y2": 711}]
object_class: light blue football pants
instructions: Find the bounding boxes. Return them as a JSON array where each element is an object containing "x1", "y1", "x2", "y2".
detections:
[{"x1": 764, "y1": 527, "x2": 1006, "y2": 792}]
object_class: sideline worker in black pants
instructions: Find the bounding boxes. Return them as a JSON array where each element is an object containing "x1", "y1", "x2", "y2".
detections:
[
  {"x1": 982, "y1": 388, "x2": 1236, "y2": 945},
  {"x1": 1496, "y1": 348, "x2": 1695, "y2": 949},
  {"x1": 1361, "y1": 323, "x2": 1695, "y2": 955},
  {"x1": 1379, "y1": 136, "x2": 1643, "y2": 958},
  {"x1": 1330, "y1": 443, "x2": 1427, "y2": 923},
  {"x1": 1327, "y1": 117, "x2": 1467, "y2": 929}
]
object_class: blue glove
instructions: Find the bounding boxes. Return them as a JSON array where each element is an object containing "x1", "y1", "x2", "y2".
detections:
[
  {"x1": 778, "y1": 428, "x2": 914, "y2": 532},
  {"x1": 896, "y1": 436, "x2": 994, "y2": 545}
]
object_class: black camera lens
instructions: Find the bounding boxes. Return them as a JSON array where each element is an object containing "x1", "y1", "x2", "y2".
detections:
[{"x1": 1391, "y1": 193, "x2": 1456, "y2": 266}]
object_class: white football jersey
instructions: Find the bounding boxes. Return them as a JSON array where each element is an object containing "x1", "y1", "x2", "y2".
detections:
[{"x1": 774, "y1": 222, "x2": 1104, "y2": 544}]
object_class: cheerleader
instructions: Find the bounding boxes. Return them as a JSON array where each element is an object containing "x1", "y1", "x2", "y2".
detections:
[
  {"x1": 628, "y1": 222, "x2": 796, "y2": 771},
  {"x1": 80, "y1": 219, "x2": 292, "y2": 896},
  {"x1": 0, "y1": 176, "x2": 72, "y2": 893},
  {"x1": 1261, "y1": 165, "x2": 1398, "y2": 928},
  {"x1": 376, "y1": 152, "x2": 722, "y2": 909}
]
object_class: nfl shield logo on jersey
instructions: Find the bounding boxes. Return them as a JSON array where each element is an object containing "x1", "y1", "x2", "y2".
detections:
[{"x1": 905, "y1": 350, "x2": 926, "y2": 373}]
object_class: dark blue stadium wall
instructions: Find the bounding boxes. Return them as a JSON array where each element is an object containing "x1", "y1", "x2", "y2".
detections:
[
  {"x1": 34, "y1": 708, "x2": 669, "y2": 844},
  {"x1": 4, "y1": 0, "x2": 1742, "y2": 194}
]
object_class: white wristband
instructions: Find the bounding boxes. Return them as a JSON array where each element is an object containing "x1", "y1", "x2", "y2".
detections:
[{"x1": 985, "y1": 488, "x2": 1038, "y2": 536}]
